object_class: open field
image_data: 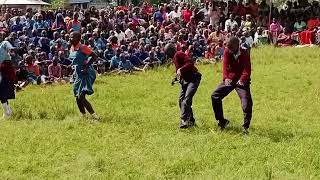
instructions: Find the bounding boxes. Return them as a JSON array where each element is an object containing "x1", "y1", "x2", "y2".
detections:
[{"x1": 1, "y1": 47, "x2": 320, "y2": 179}]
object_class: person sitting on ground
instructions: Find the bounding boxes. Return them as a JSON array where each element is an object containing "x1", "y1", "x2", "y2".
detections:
[
  {"x1": 254, "y1": 27, "x2": 269, "y2": 45},
  {"x1": 48, "y1": 57, "x2": 62, "y2": 83},
  {"x1": 243, "y1": 30, "x2": 254, "y2": 49},
  {"x1": 25, "y1": 55, "x2": 41, "y2": 85},
  {"x1": 213, "y1": 39, "x2": 225, "y2": 60},
  {"x1": 67, "y1": 12, "x2": 81, "y2": 32},
  {"x1": 92, "y1": 31, "x2": 106, "y2": 54},
  {"x1": 143, "y1": 50, "x2": 161, "y2": 69},
  {"x1": 277, "y1": 28, "x2": 294, "y2": 46},
  {"x1": 109, "y1": 48, "x2": 121, "y2": 70},
  {"x1": 294, "y1": 17, "x2": 307, "y2": 32},
  {"x1": 117, "y1": 53, "x2": 144, "y2": 73},
  {"x1": 299, "y1": 14, "x2": 320, "y2": 45},
  {"x1": 103, "y1": 43, "x2": 115, "y2": 61},
  {"x1": 57, "y1": 51, "x2": 72, "y2": 77},
  {"x1": 16, "y1": 62, "x2": 29, "y2": 89},
  {"x1": 155, "y1": 46, "x2": 166, "y2": 64}
]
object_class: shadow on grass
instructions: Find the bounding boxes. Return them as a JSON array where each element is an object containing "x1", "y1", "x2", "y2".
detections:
[{"x1": 225, "y1": 125, "x2": 297, "y2": 143}]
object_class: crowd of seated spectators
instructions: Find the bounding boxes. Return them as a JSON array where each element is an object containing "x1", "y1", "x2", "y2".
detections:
[{"x1": 0, "y1": 0, "x2": 319, "y2": 89}]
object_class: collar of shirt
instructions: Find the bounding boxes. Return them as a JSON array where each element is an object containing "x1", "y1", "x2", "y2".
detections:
[
  {"x1": 71, "y1": 43, "x2": 81, "y2": 51},
  {"x1": 233, "y1": 49, "x2": 241, "y2": 60}
]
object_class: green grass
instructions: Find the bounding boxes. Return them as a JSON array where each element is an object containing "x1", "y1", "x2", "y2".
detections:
[{"x1": 1, "y1": 47, "x2": 320, "y2": 179}]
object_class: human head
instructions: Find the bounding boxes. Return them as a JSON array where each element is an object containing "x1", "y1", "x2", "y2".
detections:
[
  {"x1": 226, "y1": 36, "x2": 240, "y2": 54},
  {"x1": 69, "y1": 32, "x2": 81, "y2": 46},
  {"x1": 164, "y1": 43, "x2": 176, "y2": 59}
]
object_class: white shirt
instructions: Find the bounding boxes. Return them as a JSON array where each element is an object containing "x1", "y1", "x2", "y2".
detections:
[
  {"x1": 224, "y1": 19, "x2": 238, "y2": 32},
  {"x1": 245, "y1": 36, "x2": 254, "y2": 48},
  {"x1": 209, "y1": 8, "x2": 220, "y2": 25},
  {"x1": 200, "y1": 8, "x2": 209, "y2": 22},
  {"x1": 125, "y1": 29, "x2": 134, "y2": 39},
  {"x1": 115, "y1": 31, "x2": 125, "y2": 44},
  {"x1": 168, "y1": 11, "x2": 181, "y2": 20}
]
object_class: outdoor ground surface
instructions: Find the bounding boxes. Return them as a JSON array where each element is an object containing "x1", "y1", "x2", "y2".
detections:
[{"x1": 0, "y1": 47, "x2": 320, "y2": 179}]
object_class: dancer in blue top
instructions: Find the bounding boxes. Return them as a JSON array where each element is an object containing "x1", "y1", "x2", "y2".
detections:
[{"x1": 69, "y1": 32, "x2": 99, "y2": 120}]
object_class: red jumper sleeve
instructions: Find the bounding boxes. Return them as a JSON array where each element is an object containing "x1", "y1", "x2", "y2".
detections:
[
  {"x1": 223, "y1": 49, "x2": 236, "y2": 80},
  {"x1": 239, "y1": 50, "x2": 251, "y2": 83}
]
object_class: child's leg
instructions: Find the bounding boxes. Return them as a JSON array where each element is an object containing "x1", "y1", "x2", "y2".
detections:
[
  {"x1": 79, "y1": 93, "x2": 94, "y2": 115},
  {"x1": 76, "y1": 97, "x2": 86, "y2": 115},
  {"x1": 1, "y1": 99, "x2": 12, "y2": 117}
]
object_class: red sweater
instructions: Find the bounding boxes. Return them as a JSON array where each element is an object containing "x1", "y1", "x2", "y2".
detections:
[
  {"x1": 173, "y1": 51, "x2": 198, "y2": 82},
  {"x1": 223, "y1": 48, "x2": 251, "y2": 83}
]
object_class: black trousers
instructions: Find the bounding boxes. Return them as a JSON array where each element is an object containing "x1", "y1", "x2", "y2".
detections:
[
  {"x1": 211, "y1": 81, "x2": 253, "y2": 128},
  {"x1": 179, "y1": 74, "x2": 201, "y2": 125}
]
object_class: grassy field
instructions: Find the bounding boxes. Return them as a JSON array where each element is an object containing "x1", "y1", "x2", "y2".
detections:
[{"x1": 1, "y1": 47, "x2": 320, "y2": 179}]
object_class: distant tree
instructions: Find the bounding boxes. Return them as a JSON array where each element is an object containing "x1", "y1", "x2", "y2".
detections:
[{"x1": 51, "y1": 0, "x2": 67, "y2": 8}]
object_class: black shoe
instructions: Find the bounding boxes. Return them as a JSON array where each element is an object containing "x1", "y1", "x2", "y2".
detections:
[
  {"x1": 180, "y1": 120, "x2": 189, "y2": 129},
  {"x1": 188, "y1": 117, "x2": 196, "y2": 127},
  {"x1": 218, "y1": 119, "x2": 230, "y2": 130},
  {"x1": 242, "y1": 127, "x2": 249, "y2": 135}
]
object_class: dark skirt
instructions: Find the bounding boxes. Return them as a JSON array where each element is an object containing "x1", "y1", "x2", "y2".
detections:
[{"x1": 0, "y1": 61, "x2": 16, "y2": 100}]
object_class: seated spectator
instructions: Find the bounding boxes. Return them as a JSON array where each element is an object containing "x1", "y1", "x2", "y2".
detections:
[
  {"x1": 67, "y1": 13, "x2": 81, "y2": 32},
  {"x1": 104, "y1": 43, "x2": 115, "y2": 61},
  {"x1": 9, "y1": 49, "x2": 22, "y2": 68},
  {"x1": 92, "y1": 32, "x2": 106, "y2": 53},
  {"x1": 277, "y1": 28, "x2": 294, "y2": 47},
  {"x1": 225, "y1": 14, "x2": 238, "y2": 32},
  {"x1": 155, "y1": 46, "x2": 166, "y2": 64},
  {"x1": 52, "y1": 13, "x2": 66, "y2": 32},
  {"x1": 16, "y1": 62, "x2": 29, "y2": 89},
  {"x1": 242, "y1": 30, "x2": 254, "y2": 49},
  {"x1": 143, "y1": 50, "x2": 161, "y2": 68},
  {"x1": 57, "y1": 51, "x2": 72, "y2": 77},
  {"x1": 33, "y1": 14, "x2": 49, "y2": 32},
  {"x1": 300, "y1": 14, "x2": 320, "y2": 45},
  {"x1": 11, "y1": 16, "x2": 23, "y2": 33},
  {"x1": 294, "y1": 17, "x2": 307, "y2": 32},
  {"x1": 213, "y1": 40, "x2": 225, "y2": 59},
  {"x1": 25, "y1": 55, "x2": 41, "y2": 85},
  {"x1": 48, "y1": 57, "x2": 62, "y2": 82},
  {"x1": 254, "y1": 27, "x2": 269, "y2": 45},
  {"x1": 110, "y1": 48, "x2": 121, "y2": 70},
  {"x1": 117, "y1": 53, "x2": 144, "y2": 73}
]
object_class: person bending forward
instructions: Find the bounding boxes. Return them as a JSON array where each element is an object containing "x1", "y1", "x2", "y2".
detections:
[
  {"x1": 165, "y1": 43, "x2": 202, "y2": 128},
  {"x1": 211, "y1": 37, "x2": 253, "y2": 134}
]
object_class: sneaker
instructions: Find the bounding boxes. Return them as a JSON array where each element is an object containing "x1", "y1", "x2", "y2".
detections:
[
  {"x1": 90, "y1": 113, "x2": 100, "y2": 121},
  {"x1": 180, "y1": 120, "x2": 188, "y2": 129},
  {"x1": 242, "y1": 127, "x2": 249, "y2": 135},
  {"x1": 80, "y1": 113, "x2": 86, "y2": 119},
  {"x1": 218, "y1": 119, "x2": 230, "y2": 130},
  {"x1": 188, "y1": 117, "x2": 197, "y2": 127}
]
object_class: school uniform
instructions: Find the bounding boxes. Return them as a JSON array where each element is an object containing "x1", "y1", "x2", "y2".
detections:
[
  {"x1": 173, "y1": 51, "x2": 202, "y2": 128},
  {"x1": 211, "y1": 48, "x2": 253, "y2": 129},
  {"x1": 0, "y1": 41, "x2": 16, "y2": 102}
]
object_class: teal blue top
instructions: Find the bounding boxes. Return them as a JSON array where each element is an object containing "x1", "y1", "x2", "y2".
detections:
[{"x1": 68, "y1": 44, "x2": 96, "y2": 97}]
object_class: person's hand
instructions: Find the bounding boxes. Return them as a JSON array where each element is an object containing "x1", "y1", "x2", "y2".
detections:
[
  {"x1": 237, "y1": 80, "x2": 244, "y2": 86},
  {"x1": 176, "y1": 68, "x2": 181, "y2": 77},
  {"x1": 224, "y1": 79, "x2": 232, "y2": 86}
]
